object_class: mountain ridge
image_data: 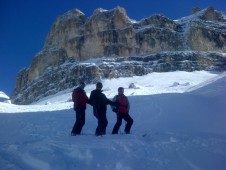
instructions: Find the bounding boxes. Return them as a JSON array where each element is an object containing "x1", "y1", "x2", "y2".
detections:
[{"x1": 11, "y1": 6, "x2": 226, "y2": 104}]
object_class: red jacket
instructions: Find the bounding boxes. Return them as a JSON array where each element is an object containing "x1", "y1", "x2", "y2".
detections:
[
  {"x1": 112, "y1": 94, "x2": 130, "y2": 114},
  {"x1": 72, "y1": 87, "x2": 88, "y2": 110}
]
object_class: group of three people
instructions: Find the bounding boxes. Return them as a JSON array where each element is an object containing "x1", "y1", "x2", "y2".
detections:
[{"x1": 71, "y1": 82, "x2": 134, "y2": 136}]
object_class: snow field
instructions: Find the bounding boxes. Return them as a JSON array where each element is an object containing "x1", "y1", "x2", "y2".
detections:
[{"x1": 0, "y1": 71, "x2": 226, "y2": 170}]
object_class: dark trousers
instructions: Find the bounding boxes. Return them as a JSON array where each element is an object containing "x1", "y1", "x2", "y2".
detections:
[
  {"x1": 112, "y1": 112, "x2": 133, "y2": 134},
  {"x1": 71, "y1": 108, "x2": 85, "y2": 135},
  {"x1": 95, "y1": 112, "x2": 108, "y2": 136}
]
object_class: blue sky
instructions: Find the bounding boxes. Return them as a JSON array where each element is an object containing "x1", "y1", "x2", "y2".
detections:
[{"x1": 0, "y1": 0, "x2": 225, "y2": 96}]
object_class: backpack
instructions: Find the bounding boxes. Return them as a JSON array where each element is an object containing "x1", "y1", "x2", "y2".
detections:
[{"x1": 112, "y1": 95, "x2": 129, "y2": 113}]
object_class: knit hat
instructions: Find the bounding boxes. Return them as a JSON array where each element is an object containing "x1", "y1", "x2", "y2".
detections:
[
  {"x1": 96, "y1": 82, "x2": 103, "y2": 89},
  {"x1": 118, "y1": 87, "x2": 124, "y2": 92}
]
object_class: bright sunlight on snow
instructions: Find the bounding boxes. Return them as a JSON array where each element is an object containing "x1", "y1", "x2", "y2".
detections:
[{"x1": 0, "y1": 71, "x2": 226, "y2": 170}]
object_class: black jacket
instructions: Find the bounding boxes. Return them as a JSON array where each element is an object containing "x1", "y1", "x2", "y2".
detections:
[{"x1": 89, "y1": 89, "x2": 114, "y2": 115}]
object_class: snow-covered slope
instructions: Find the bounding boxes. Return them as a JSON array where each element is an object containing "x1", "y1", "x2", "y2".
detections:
[
  {"x1": 0, "y1": 91, "x2": 9, "y2": 99},
  {"x1": 0, "y1": 71, "x2": 218, "y2": 113},
  {"x1": 0, "y1": 71, "x2": 226, "y2": 170},
  {"x1": 0, "y1": 91, "x2": 11, "y2": 104}
]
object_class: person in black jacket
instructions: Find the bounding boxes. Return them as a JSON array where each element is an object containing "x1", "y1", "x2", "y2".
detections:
[{"x1": 89, "y1": 82, "x2": 115, "y2": 136}]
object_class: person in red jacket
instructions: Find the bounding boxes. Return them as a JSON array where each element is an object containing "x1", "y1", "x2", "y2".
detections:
[
  {"x1": 71, "y1": 82, "x2": 89, "y2": 136},
  {"x1": 111, "y1": 87, "x2": 133, "y2": 134}
]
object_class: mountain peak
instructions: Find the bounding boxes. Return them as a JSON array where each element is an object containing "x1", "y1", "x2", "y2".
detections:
[
  {"x1": 11, "y1": 7, "x2": 226, "y2": 104},
  {"x1": 179, "y1": 6, "x2": 226, "y2": 23},
  {"x1": 201, "y1": 6, "x2": 225, "y2": 21},
  {"x1": 62, "y1": 8, "x2": 85, "y2": 18},
  {"x1": 93, "y1": 6, "x2": 126, "y2": 15},
  {"x1": 91, "y1": 6, "x2": 129, "y2": 24}
]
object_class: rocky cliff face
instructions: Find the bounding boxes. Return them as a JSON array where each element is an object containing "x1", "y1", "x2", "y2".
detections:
[{"x1": 11, "y1": 6, "x2": 226, "y2": 104}]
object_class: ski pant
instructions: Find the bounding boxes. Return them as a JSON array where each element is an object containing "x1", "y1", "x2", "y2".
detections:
[
  {"x1": 112, "y1": 112, "x2": 133, "y2": 134},
  {"x1": 95, "y1": 112, "x2": 108, "y2": 136},
  {"x1": 71, "y1": 108, "x2": 85, "y2": 135}
]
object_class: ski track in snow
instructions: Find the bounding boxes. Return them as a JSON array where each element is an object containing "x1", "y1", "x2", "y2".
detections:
[
  {"x1": 2, "y1": 132, "x2": 226, "y2": 170},
  {"x1": 1, "y1": 108, "x2": 226, "y2": 170}
]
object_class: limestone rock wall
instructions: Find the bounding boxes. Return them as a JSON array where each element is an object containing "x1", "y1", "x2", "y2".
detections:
[{"x1": 11, "y1": 6, "x2": 226, "y2": 104}]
